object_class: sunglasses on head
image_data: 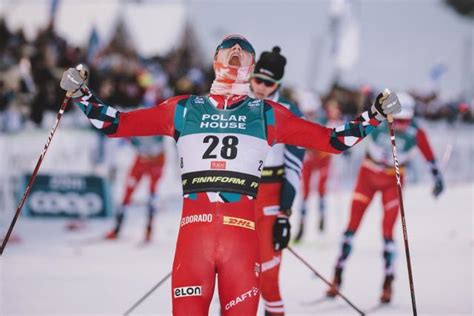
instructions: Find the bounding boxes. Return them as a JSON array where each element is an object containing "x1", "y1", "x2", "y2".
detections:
[
  {"x1": 253, "y1": 77, "x2": 278, "y2": 87},
  {"x1": 217, "y1": 37, "x2": 255, "y2": 55}
]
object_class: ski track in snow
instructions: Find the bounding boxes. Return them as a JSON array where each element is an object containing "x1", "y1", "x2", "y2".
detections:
[{"x1": 1, "y1": 183, "x2": 472, "y2": 315}]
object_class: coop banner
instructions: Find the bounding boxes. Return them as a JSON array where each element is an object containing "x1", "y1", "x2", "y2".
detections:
[{"x1": 21, "y1": 174, "x2": 112, "y2": 218}]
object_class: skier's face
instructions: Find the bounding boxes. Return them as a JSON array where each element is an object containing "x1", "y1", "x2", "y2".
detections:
[
  {"x1": 215, "y1": 44, "x2": 254, "y2": 68},
  {"x1": 326, "y1": 100, "x2": 341, "y2": 120},
  {"x1": 250, "y1": 77, "x2": 278, "y2": 99},
  {"x1": 393, "y1": 119, "x2": 411, "y2": 131}
]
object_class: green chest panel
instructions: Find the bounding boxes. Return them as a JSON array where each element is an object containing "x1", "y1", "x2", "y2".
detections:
[
  {"x1": 371, "y1": 121, "x2": 418, "y2": 153},
  {"x1": 180, "y1": 96, "x2": 267, "y2": 140}
]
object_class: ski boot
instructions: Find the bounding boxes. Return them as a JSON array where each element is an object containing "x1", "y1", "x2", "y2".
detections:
[
  {"x1": 144, "y1": 202, "x2": 156, "y2": 243},
  {"x1": 380, "y1": 275, "x2": 394, "y2": 303},
  {"x1": 104, "y1": 227, "x2": 120, "y2": 240},
  {"x1": 318, "y1": 216, "x2": 325, "y2": 232},
  {"x1": 105, "y1": 211, "x2": 124, "y2": 240},
  {"x1": 318, "y1": 198, "x2": 326, "y2": 232},
  {"x1": 326, "y1": 267, "x2": 343, "y2": 298},
  {"x1": 144, "y1": 225, "x2": 153, "y2": 243},
  {"x1": 65, "y1": 219, "x2": 87, "y2": 231},
  {"x1": 294, "y1": 220, "x2": 305, "y2": 243}
]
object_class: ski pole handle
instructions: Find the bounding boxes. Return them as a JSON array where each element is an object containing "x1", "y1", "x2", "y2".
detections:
[
  {"x1": 65, "y1": 64, "x2": 89, "y2": 98},
  {"x1": 383, "y1": 89, "x2": 394, "y2": 123}
]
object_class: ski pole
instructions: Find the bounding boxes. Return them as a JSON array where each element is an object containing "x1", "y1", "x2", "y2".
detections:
[
  {"x1": 287, "y1": 246, "x2": 365, "y2": 315},
  {"x1": 123, "y1": 271, "x2": 172, "y2": 316},
  {"x1": 386, "y1": 114, "x2": 417, "y2": 315},
  {"x1": 0, "y1": 65, "x2": 87, "y2": 256}
]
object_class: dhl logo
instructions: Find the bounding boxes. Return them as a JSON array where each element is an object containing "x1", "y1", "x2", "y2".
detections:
[{"x1": 223, "y1": 216, "x2": 255, "y2": 230}]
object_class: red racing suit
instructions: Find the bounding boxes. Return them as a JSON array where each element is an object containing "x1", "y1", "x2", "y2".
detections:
[
  {"x1": 122, "y1": 136, "x2": 165, "y2": 205},
  {"x1": 346, "y1": 120, "x2": 436, "y2": 240},
  {"x1": 72, "y1": 89, "x2": 383, "y2": 315},
  {"x1": 301, "y1": 117, "x2": 341, "y2": 200},
  {"x1": 301, "y1": 150, "x2": 331, "y2": 200},
  {"x1": 335, "y1": 119, "x2": 438, "y2": 279}
]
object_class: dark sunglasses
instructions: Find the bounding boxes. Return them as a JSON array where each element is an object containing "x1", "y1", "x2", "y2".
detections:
[
  {"x1": 217, "y1": 37, "x2": 255, "y2": 55},
  {"x1": 253, "y1": 77, "x2": 277, "y2": 87}
]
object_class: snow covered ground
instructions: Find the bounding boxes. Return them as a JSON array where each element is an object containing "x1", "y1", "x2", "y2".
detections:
[{"x1": 1, "y1": 181, "x2": 472, "y2": 316}]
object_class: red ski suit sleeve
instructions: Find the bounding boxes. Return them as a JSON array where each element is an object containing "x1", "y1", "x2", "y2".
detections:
[
  {"x1": 266, "y1": 100, "x2": 381, "y2": 154},
  {"x1": 111, "y1": 95, "x2": 188, "y2": 138},
  {"x1": 73, "y1": 91, "x2": 381, "y2": 154},
  {"x1": 415, "y1": 127, "x2": 436, "y2": 162}
]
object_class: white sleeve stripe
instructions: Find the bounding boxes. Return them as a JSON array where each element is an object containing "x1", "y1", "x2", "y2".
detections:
[
  {"x1": 265, "y1": 300, "x2": 284, "y2": 307},
  {"x1": 335, "y1": 125, "x2": 345, "y2": 132},
  {"x1": 265, "y1": 306, "x2": 285, "y2": 313},
  {"x1": 344, "y1": 136, "x2": 359, "y2": 147},
  {"x1": 362, "y1": 111, "x2": 370, "y2": 121},
  {"x1": 90, "y1": 119, "x2": 104, "y2": 129},
  {"x1": 284, "y1": 150, "x2": 303, "y2": 169},
  {"x1": 284, "y1": 159, "x2": 301, "y2": 176},
  {"x1": 106, "y1": 107, "x2": 118, "y2": 117}
]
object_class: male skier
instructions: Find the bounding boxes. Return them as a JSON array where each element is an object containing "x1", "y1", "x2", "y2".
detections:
[{"x1": 60, "y1": 35, "x2": 400, "y2": 315}]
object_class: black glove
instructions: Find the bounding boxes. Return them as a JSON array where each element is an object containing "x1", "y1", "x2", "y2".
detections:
[
  {"x1": 273, "y1": 215, "x2": 291, "y2": 251},
  {"x1": 432, "y1": 168, "x2": 444, "y2": 198}
]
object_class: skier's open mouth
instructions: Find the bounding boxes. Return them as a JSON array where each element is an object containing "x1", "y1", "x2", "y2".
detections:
[{"x1": 229, "y1": 55, "x2": 241, "y2": 67}]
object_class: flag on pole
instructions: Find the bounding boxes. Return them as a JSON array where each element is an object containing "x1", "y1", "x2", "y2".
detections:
[
  {"x1": 49, "y1": 0, "x2": 60, "y2": 22},
  {"x1": 87, "y1": 26, "x2": 101, "y2": 63},
  {"x1": 330, "y1": 0, "x2": 360, "y2": 73}
]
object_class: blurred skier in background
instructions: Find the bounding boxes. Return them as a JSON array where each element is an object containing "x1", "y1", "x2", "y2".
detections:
[
  {"x1": 294, "y1": 98, "x2": 343, "y2": 242},
  {"x1": 326, "y1": 92, "x2": 444, "y2": 303},
  {"x1": 104, "y1": 135, "x2": 165, "y2": 243}
]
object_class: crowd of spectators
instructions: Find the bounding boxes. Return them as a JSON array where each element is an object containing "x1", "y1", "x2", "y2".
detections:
[
  {"x1": 0, "y1": 18, "x2": 213, "y2": 133},
  {"x1": 0, "y1": 18, "x2": 472, "y2": 134}
]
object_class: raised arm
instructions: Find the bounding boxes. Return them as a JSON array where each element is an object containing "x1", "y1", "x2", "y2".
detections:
[
  {"x1": 268, "y1": 91, "x2": 401, "y2": 154},
  {"x1": 60, "y1": 67, "x2": 187, "y2": 138}
]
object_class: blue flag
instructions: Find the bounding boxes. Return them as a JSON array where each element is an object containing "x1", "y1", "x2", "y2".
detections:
[
  {"x1": 87, "y1": 27, "x2": 101, "y2": 63},
  {"x1": 49, "y1": 0, "x2": 60, "y2": 21}
]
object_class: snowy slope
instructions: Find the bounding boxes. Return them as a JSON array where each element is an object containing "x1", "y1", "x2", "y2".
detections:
[{"x1": 1, "y1": 182, "x2": 472, "y2": 316}]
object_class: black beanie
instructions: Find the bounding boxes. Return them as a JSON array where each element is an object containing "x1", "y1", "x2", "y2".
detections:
[{"x1": 253, "y1": 46, "x2": 287, "y2": 82}]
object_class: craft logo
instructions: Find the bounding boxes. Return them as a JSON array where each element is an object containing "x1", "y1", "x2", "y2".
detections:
[
  {"x1": 254, "y1": 262, "x2": 261, "y2": 277},
  {"x1": 174, "y1": 286, "x2": 202, "y2": 298},
  {"x1": 223, "y1": 216, "x2": 255, "y2": 230},
  {"x1": 210, "y1": 160, "x2": 226, "y2": 170},
  {"x1": 194, "y1": 97, "x2": 205, "y2": 104},
  {"x1": 247, "y1": 100, "x2": 261, "y2": 107},
  {"x1": 225, "y1": 287, "x2": 259, "y2": 310}
]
